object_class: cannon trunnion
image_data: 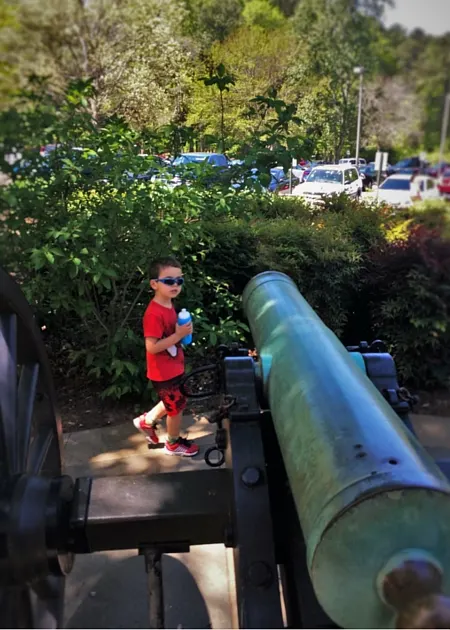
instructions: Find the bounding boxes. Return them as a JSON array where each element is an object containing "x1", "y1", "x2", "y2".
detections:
[{"x1": 2, "y1": 267, "x2": 450, "y2": 629}]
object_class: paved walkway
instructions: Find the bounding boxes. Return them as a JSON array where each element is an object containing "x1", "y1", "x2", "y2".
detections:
[
  {"x1": 63, "y1": 412, "x2": 450, "y2": 628},
  {"x1": 63, "y1": 413, "x2": 237, "y2": 629}
]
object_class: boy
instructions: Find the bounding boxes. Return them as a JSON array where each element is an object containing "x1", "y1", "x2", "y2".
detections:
[{"x1": 133, "y1": 256, "x2": 199, "y2": 457}]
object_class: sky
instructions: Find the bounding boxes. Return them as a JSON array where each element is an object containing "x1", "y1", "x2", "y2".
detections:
[{"x1": 383, "y1": 0, "x2": 450, "y2": 35}]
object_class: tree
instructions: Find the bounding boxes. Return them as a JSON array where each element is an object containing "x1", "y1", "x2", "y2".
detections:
[
  {"x1": 200, "y1": 63, "x2": 236, "y2": 152},
  {"x1": 1, "y1": 0, "x2": 192, "y2": 128},
  {"x1": 183, "y1": 0, "x2": 244, "y2": 44},
  {"x1": 270, "y1": 0, "x2": 300, "y2": 16},
  {"x1": 0, "y1": 0, "x2": 20, "y2": 107},
  {"x1": 412, "y1": 34, "x2": 450, "y2": 150},
  {"x1": 242, "y1": 0, "x2": 286, "y2": 30},
  {"x1": 362, "y1": 76, "x2": 423, "y2": 149},
  {"x1": 289, "y1": 0, "x2": 391, "y2": 159},
  {"x1": 187, "y1": 24, "x2": 295, "y2": 151}
]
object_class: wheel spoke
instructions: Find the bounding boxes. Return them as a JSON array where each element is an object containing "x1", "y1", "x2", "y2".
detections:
[
  {"x1": 17, "y1": 364, "x2": 39, "y2": 472},
  {"x1": 0, "y1": 313, "x2": 18, "y2": 475},
  {"x1": 28, "y1": 427, "x2": 55, "y2": 475}
]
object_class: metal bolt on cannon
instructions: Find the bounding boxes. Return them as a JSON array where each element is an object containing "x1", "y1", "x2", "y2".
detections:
[{"x1": 2, "y1": 267, "x2": 450, "y2": 628}]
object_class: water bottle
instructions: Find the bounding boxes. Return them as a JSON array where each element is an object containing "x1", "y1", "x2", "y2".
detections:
[{"x1": 177, "y1": 308, "x2": 192, "y2": 345}]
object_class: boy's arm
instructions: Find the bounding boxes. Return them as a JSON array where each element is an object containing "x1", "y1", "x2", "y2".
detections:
[
  {"x1": 145, "y1": 322, "x2": 193, "y2": 355},
  {"x1": 145, "y1": 333, "x2": 180, "y2": 355}
]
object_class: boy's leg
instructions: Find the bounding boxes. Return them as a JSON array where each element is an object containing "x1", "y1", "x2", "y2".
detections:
[
  {"x1": 166, "y1": 411, "x2": 183, "y2": 443},
  {"x1": 145, "y1": 401, "x2": 166, "y2": 424},
  {"x1": 133, "y1": 400, "x2": 166, "y2": 445},
  {"x1": 164, "y1": 408, "x2": 199, "y2": 456},
  {"x1": 161, "y1": 379, "x2": 199, "y2": 457}
]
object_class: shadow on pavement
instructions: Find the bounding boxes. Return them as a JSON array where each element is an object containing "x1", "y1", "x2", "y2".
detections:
[{"x1": 65, "y1": 552, "x2": 213, "y2": 629}]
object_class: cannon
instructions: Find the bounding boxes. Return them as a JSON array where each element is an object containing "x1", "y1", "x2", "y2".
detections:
[{"x1": 2, "y1": 267, "x2": 450, "y2": 629}]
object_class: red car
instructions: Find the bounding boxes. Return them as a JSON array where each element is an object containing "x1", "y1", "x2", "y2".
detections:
[{"x1": 438, "y1": 169, "x2": 450, "y2": 198}]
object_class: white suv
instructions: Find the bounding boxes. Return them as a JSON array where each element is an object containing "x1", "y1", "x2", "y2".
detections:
[{"x1": 292, "y1": 164, "x2": 362, "y2": 204}]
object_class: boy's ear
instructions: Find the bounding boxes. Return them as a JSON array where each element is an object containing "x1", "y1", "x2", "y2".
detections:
[{"x1": 150, "y1": 279, "x2": 158, "y2": 291}]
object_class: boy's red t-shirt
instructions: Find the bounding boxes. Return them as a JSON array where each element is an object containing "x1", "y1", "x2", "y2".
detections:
[{"x1": 143, "y1": 300, "x2": 184, "y2": 381}]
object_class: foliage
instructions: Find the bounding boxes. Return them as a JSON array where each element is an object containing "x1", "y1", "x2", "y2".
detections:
[
  {"x1": 183, "y1": 0, "x2": 244, "y2": 44},
  {"x1": 0, "y1": 86, "x2": 256, "y2": 400},
  {"x1": 362, "y1": 76, "x2": 423, "y2": 149},
  {"x1": 288, "y1": 0, "x2": 388, "y2": 160},
  {"x1": 384, "y1": 201, "x2": 450, "y2": 243},
  {"x1": 2, "y1": 0, "x2": 448, "y2": 159},
  {"x1": 387, "y1": 28, "x2": 450, "y2": 152},
  {"x1": 200, "y1": 63, "x2": 236, "y2": 152},
  {"x1": 1, "y1": 0, "x2": 192, "y2": 128},
  {"x1": 186, "y1": 24, "x2": 296, "y2": 152},
  {"x1": 2, "y1": 56, "x2": 450, "y2": 405},
  {"x1": 242, "y1": 0, "x2": 286, "y2": 30},
  {"x1": 239, "y1": 88, "x2": 314, "y2": 178},
  {"x1": 365, "y1": 225, "x2": 450, "y2": 388}
]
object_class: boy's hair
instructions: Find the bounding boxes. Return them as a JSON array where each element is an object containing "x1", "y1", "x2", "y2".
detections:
[{"x1": 149, "y1": 256, "x2": 182, "y2": 280}]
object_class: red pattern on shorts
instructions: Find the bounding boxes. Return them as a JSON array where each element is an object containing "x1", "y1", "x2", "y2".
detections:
[{"x1": 152, "y1": 376, "x2": 186, "y2": 417}]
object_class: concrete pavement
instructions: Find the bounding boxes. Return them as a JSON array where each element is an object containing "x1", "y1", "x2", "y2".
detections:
[
  {"x1": 63, "y1": 413, "x2": 237, "y2": 629},
  {"x1": 62, "y1": 411, "x2": 450, "y2": 628}
]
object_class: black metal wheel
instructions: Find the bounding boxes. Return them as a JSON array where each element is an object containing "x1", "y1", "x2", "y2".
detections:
[
  {"x1": 204, "y1": 446, "x2": 225, "y2": 468},
  {"x1": 0, "y1": 268, "x2": 73, "y2": 628}
]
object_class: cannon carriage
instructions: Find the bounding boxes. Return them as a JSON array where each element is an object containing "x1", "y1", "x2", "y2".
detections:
[{"x1": 2, "y1": 267, "x2": 450, "y2": 629}]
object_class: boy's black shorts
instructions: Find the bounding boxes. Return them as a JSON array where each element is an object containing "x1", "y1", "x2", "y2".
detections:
[{"x1": 151, "y1": 374, "x2": 187, "y2": 417}]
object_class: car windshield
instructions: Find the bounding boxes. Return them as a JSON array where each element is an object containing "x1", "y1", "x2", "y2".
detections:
[
  {"x1": 380, "y1": 179, "x2": 410, "y2": 190},
  {"x1": 173, "y1": 155, "x2": 207, "y2": 165},
  {"x1": 307, "y1": 169, "x2": 342, "y2": 184}
]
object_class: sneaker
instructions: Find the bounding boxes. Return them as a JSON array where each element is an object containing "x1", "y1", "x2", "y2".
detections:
[
  {"x1": 133, "y1": 414, "x2": 159, "y2": 445},
  {"x1": 164, "y1": 437, "x2": 199, "y2": 457}
]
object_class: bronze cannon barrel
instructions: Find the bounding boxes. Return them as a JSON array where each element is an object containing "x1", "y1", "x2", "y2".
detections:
[{"x1": 243, "y1": 271, "x2": 450, "y2": 628}]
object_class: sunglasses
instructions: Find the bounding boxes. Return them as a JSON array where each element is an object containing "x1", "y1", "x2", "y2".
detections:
[{"x1": 153, "y1": 276, "x2": 184, "y2": 286}]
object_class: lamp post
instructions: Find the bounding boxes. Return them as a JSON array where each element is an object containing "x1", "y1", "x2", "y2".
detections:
[{"x1": 354, "y1": 66, "x2": 365, "y2": 166}]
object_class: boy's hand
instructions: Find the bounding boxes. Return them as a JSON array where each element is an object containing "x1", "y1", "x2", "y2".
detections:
[{"x1": 175, "y1": 321, "x2": 193, "y2": 341}]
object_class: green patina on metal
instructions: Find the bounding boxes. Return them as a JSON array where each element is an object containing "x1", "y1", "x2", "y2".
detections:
[
  {"x1": 242, "y1": 271, "x2": 450, "y2": 629},
  {"x1": 349, "y1": 351, "x2": 366, "y2": 374}
]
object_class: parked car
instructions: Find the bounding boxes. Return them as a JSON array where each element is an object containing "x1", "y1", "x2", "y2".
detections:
[
  {"x1": 154, "y1": 152, "x2": 230, "y2": 188},
  {"x1": 391, "y1": 156, "x2": 427, "y2": 175},
  {"x1": 301, "y1": 160, "x2": 326, "y2": 180},
  {"x1": 438, "y1": 168, "x2": 450, "y2": 198},
  {"x1": 264, "y1": 166, "x2": 302, "y2": 193},
  {"x1": 292, "y1": 164, "x2": 362, "y2": 204},
  {"x1": 291, "y1": 164, "x2": 307, "y2": 182},
  {"x1": 273, "y1": 171, "x2": 302, "y2": 195},
  {"x1": 127, "y1": 155, "x2": 171, "y2": 181},
  {"x1": 360, "y1": 161, "x2": 394, "y2": 189},
  {"x1": 427, "y1": 162, "x2": 450, "y2": 178},
  {"x1": 172, "y1": 152, "x2": 229, "y2": 168},
  {"x1": 339, "y1": 157, "x2": 367, "y2": 168},
  {"x1": 375, "y1": 174, "x2": 440, "y2": 207}
]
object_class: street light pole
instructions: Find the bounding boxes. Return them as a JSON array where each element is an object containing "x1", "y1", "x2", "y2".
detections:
[
  {"x1": 438, "y1": 92, "x2": 450, "y2": 175},
  {"x1": 354, "y1": 66, "x2": 364, "y2": 166}
]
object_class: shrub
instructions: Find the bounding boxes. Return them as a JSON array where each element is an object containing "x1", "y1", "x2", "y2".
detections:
[
  {"x1": 364, "y1": 225, "x2": 450, "y2": 388},
  {"x1": 248, "y1": 194, "x2": 312, "y2": 221},
  {"x1": 254, "y1": 218, "x2": 365, "y2": 336},
  {"x1": 0, "y1": 120, "x2": 257, "y2": 401}
]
